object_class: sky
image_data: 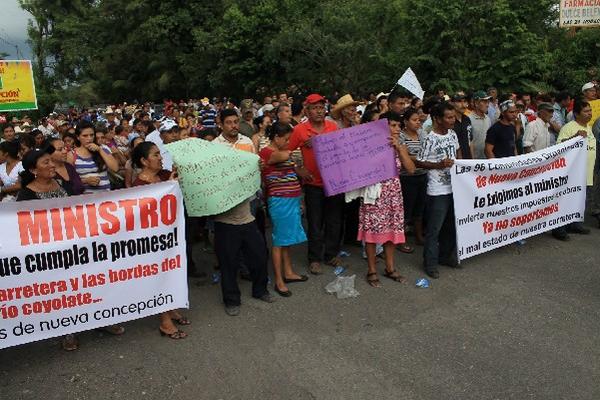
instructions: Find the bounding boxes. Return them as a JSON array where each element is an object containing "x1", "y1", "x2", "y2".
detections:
[{"x1": 0, "y1": 0, "x2": 33, "y2": 60}]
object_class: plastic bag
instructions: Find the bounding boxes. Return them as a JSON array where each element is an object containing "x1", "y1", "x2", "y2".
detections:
[{"x1": 325, "y1": 275, "x2": 360, "y2": 299}]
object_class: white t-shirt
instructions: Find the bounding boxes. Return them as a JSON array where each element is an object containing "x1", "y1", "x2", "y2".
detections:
[
  {"x1": 0, "y1": 161, "x2": 24, "y2": 202},
  {"x1": 146, "y1": 131, "x2": 173, "y2": 171},
  {"x1": 417, "y1": 130, "x2": 460, "y2": 196}
]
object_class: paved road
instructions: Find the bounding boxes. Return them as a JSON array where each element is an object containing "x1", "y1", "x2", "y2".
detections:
[{"x1": 1, "y1": 223, "x2": 599, "y2": 400}]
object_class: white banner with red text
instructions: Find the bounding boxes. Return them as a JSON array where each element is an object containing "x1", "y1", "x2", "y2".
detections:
[
  {"x1": 0, "y1": 181, "x2": 188, "y2": 349},
  {"x1": 451, "y1": 137, "x2": 587, "y2": 260}
]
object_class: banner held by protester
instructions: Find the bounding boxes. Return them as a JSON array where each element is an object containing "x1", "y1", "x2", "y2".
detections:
[
  {"x1": 0, "y1": 181, "x2": 187, "y2": 349},
  {"x1": 312, "y1": 119, "x2": 397, "y2": 196},
  {"x1": 451, "y1": 137, "x2": 587, "y2": 260},
  {"x1": 0, "y1": 60, "x2": 37, "y2": 112},
  {"x1": 166, "y1": 138, "x2": 261, "y2": 217}
]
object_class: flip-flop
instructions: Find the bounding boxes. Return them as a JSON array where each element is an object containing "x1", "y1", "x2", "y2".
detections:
[
  {"x1": 398, "y1": 244, "x2": 414, "y2": 254},
  {"x1": 383, "y1": 269, "x2": 408, "y2": 283},
  {"x1": 159, "y1": 328, "x2": 187, "y2": 339},
  {"x1": 172, "y1": 316, "x2": 191, "y2": 325}
]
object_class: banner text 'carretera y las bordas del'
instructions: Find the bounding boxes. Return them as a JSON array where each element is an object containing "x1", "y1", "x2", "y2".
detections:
[{"x1": 0, "y1": 181, "x2": 188, "y2": 349}]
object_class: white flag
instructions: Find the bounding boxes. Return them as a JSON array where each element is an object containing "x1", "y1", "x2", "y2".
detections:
[{"x1": 396, "y1": 68, "x2": 425, "y2": 100}]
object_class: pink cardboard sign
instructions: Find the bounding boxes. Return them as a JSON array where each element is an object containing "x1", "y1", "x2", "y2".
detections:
[{"x1": 312, "y1": 119, "x2": 397, "y2": 196}]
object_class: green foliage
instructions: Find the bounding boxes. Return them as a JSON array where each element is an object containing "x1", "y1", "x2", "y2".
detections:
[{"x1": 19, "y1": 0, "x2": 600, "y2": 110}]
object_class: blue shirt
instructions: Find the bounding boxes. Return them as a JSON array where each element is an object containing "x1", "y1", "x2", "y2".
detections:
[{"x1": 200, "y1": 109, "x2": 217, "y2": 129}]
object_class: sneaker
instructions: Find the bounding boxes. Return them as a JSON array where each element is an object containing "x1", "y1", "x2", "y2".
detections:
[
  {"x1": 62, "y1": 334, "x2": 78, "y2": 351},
  {"x1": 257, "y1": 293, "x2": 276, "y2": 303},
  {"x1": 552, "y1": 232, "x2": 570, "y2": 242},
  {"x1": 425, "y1": 269, "x2": 440, "y2": 279},
  {"x1": 224, "y1": 305, "x2": 240, "y2": 316}
]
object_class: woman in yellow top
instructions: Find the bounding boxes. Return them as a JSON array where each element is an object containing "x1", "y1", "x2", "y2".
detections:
[{"x1": 552, "y1": 99, "x2": 595, "y2": 240}]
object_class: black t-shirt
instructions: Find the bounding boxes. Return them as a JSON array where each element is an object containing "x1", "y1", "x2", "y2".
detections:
[
  {"x1": 486, "y1": 121, "x2": 516, "y2": 158},
  {"x1": 454, "y1": 114, "x2": 473, "y2": 159}
]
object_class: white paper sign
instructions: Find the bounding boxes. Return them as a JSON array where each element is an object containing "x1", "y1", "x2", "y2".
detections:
[{"x1": 397, "y1": 68, "x2": 425, "y2": 100}]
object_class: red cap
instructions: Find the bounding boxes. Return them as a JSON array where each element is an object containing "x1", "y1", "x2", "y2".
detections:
[{"x1": 304, "y1": 93, "x2": 326, "y2": 105}]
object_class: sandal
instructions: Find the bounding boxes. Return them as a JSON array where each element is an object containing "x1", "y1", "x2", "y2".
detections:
[
  {"x1": 159, "y1": 328, "x2": 187, "y2": 339},
  {"x1": 383, "y1": 268, "x2": 408, "y2": 283},
  {"x1": 326, "y1": 257, "x2": 345, "y2": 267},
  {"x1": 398, "y1": 244, "x2": 414, "y2": 254},
  {"x1": 96, "y1": 325, "x2": 125, "y2": 335},
  {"x1": 62, "y1": 334, "x2": 78, "y2": 351},
  {"x1": 171, "y1": 316, "x2": 191, "y2": 325},
  {"x1": 308, "y1": 262, "x2": 322, "y2": 275},
  {"x1": 366, "y1": 272, "x2": 382, "y2": 288}
]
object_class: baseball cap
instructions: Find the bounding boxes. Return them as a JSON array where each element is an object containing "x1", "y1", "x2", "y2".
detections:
[
  {"x1": 537, "y1": 102, "x2": 553, "y2": 112},
  {"x1": 22, "y1": 145, "x2": 55, "y2": 171},
  {"x1": 582, "y1": 82, "x2": 595, "y2": 92},
  {"x1": 159, "y1": 119, "x2": 178, "y2": 133},
  {"x1": 499, "y1": 100, "x2": 515, "y2": 113},
  {"x1": 304, "y1": 94, "x2": 326, "y2": 105},
  {"x1": 473, "y1": 90, "x2": 491, "y2": 100}
]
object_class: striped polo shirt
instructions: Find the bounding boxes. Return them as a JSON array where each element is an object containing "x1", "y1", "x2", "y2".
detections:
[{"x1": 74, "y1": 146, "x2": 112, "y2": 193}]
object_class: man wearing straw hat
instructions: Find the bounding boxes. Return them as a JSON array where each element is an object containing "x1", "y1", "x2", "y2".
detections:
[{"x1": 331, "y1": 94, "x2": 361, "y2": 129}]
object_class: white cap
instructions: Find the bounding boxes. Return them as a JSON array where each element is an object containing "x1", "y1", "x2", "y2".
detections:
[
  {"x1": 582, "y1": 82, "x2": 595, "y2": 92},
  {"x1": 159, "y1": 119, "x2": 178, "y2": 133}
]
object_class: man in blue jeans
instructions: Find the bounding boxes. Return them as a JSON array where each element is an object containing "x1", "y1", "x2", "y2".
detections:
[{"x1": 417, "y1": 102, "x2": 462, "y2": 279}]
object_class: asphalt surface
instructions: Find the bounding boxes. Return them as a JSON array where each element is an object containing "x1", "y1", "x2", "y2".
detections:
[{"x1": 1, "y1": 222, "x2": 599, "y2": 400}]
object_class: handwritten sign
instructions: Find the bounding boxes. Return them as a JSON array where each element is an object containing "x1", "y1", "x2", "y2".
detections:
[
  {"x1": 312, "y1": 119, "x2": 397, "y2": 196},
  {"x1": 166, "y1": 138, "x2": 260, "y2": 216}
]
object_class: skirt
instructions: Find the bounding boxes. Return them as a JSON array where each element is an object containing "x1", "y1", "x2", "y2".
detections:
[{"x1": 268, "y1": 196, "x2": 307, "y2": 247}]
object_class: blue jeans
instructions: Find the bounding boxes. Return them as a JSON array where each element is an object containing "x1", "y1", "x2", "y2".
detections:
[{"x1": 423, "y1": 194, "x2": 456, "y2": 271}]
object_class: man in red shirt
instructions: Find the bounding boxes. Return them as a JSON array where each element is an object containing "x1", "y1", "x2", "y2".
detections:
[{"x1": 288, "y1": 94, "x2": 345, "y2": 275}]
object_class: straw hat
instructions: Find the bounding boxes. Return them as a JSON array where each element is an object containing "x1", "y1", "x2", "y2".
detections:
[{"x1": 331, "y1": 94, "x2": 361, "y2": 119}]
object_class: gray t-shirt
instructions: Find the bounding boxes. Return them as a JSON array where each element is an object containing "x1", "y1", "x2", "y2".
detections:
[
  {"x1": 468, "y1": 112, "x2": 491, "y2": 159},
  {"x1": 214, "y1": 198, "x2": 255, "y2": 225}
]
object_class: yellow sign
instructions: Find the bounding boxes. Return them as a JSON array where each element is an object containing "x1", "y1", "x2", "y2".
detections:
[
  {"x1": 590, "y1": 99, "x2": 600, "y2": 127},
  {"x1": 0, "y1": 60, "x2": 38, "y2": 112}
]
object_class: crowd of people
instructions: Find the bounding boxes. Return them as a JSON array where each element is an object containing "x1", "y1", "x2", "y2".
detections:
[{"x1": 0, "y1": 81, "x2": 598, "y2": 350}]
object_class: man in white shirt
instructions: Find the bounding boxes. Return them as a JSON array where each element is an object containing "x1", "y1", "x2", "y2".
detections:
[
  {"x1": 146, "y1": 119, "x2": 177, "y2": 171},
  {"x1": 522, "y1": 102, "x2": 554, "y2": 153},
  {"x1": 213, "y1": 109, "x2": 256, "y2": 154},
  {"x1": 417, "y1": 102, "x2": 462, "y2": 279}
]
